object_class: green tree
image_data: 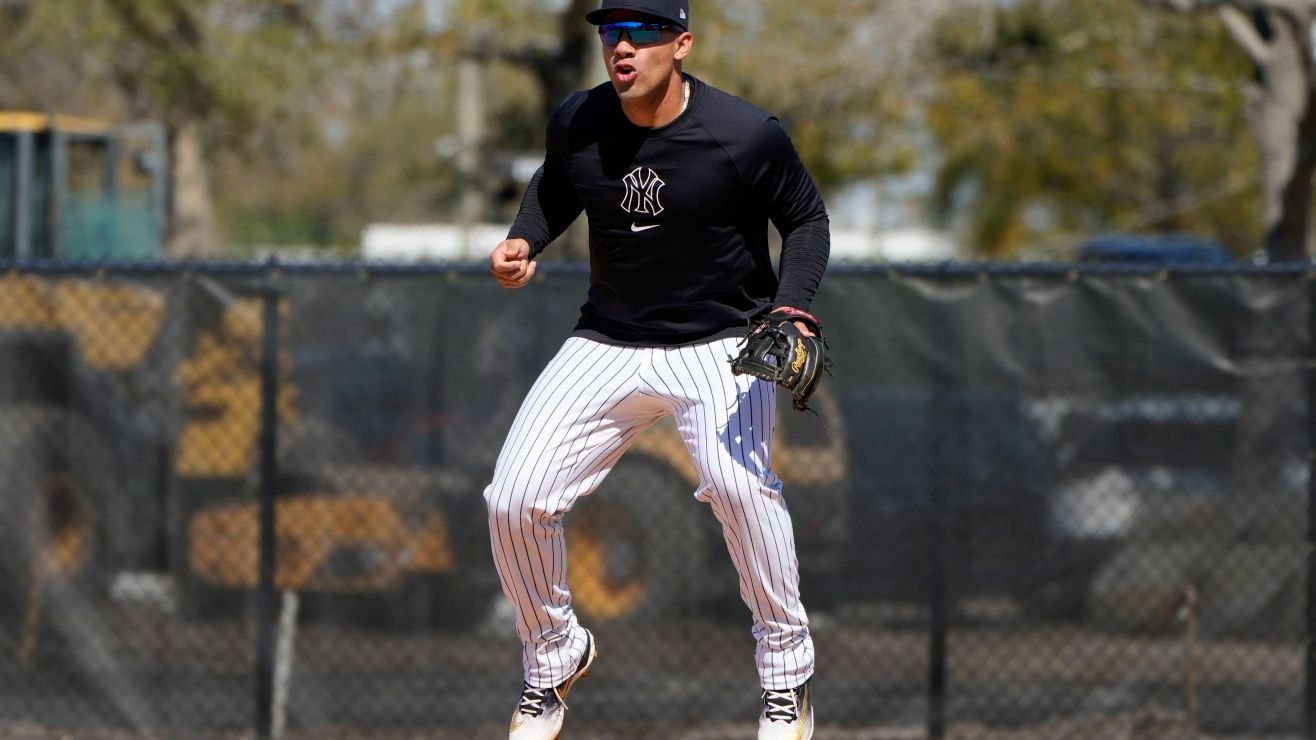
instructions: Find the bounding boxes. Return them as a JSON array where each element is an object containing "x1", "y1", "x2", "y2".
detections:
[
  {"x1": 0, "y1": 0, "x2": 334, "y2": 256},
  {"x1": 430, "y1": 0, "x2": 919, "y2": 259},
  {"x1": 925, "y1": 0, "x2": 1259, "y2": 257},
  {"x1": 692, "y1": 0, "x2": 916, "y2": 193},
  {"x1": 1145, "y1": 0, "x2": 1316, "y2": 260}
]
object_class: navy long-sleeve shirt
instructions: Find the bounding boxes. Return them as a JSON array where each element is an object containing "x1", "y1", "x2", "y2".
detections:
[{"x1": 509, "y1": 74, "x2": 830, "y2": 346}]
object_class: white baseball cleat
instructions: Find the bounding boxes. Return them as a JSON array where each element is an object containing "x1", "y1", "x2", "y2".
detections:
[
  {"x1": 509, "y1": 629, "x2": 598, "y2": 740},
  {"x1": 757, "y1": 679, "x2": 814, "y2": 740}
]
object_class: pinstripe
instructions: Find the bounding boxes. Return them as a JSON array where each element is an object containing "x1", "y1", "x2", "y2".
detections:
[
  {"x1": 491, "y1": 339, "x2": 616, "y2": 677},
  {"x1": 492, "y1": 340, "x2": 595, "y2": 623},
  {"x1": 488, "y1": 339, "x2": 650, "y2": 684},
  {"x1": 666, "y1": 338, "x2": 813, "y2": 689},
  {"x1": 723, "y1": 347, "x2": 798, "y2": 671},
  {"x1": 671, "y1": 344, "x2": 772, "y2": 623},
  {"x1": 515, "y1": 365, "x2": 632, "y2": 630},
  {"x1": 711, "y1": 339, "x2": 810, "y2": 689},
  {"x1": 486, "y1": 335, "x2": 814, "y2": 692},
  {"x1": 489, "y1": 350, "x2": 576, "y2": 672}
]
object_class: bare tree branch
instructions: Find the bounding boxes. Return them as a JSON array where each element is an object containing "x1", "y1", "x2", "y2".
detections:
[
  {"x1": 1135, "y1": 0, "x2": 1315, "y2": 257},
  {"x1": 1149, "y1": 0, "x2": 1316, "y2": 13},
  {"x1": 1217, "y1": 5, "x2": 1273, "y2": 64}
]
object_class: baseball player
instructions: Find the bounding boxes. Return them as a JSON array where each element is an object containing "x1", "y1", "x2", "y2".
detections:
[{"x1": 484, "y1": 1, "x2": 829, "y2": 738}]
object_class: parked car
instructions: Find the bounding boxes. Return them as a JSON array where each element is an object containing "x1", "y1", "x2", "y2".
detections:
[{"x1": 1077, "y1": 233, "x2": 1233, "y2": 264}]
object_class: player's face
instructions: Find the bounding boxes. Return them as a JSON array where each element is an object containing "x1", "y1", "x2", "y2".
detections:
[{"x1": 597, "y1": 14, "x2": 692, "y2": 105}]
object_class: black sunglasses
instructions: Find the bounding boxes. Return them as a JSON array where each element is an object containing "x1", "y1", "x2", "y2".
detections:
[{"x1": 598, "y1": 21, "x2": 676, "y2": 45}]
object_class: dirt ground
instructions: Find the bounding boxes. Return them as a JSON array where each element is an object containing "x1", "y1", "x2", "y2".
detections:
[
  {"x1": 1, "y1": 600, "x2": 1303, "y2": 739},
  {"x1": 0, "y1": 713, "x2": 1304, "y2": 740}
]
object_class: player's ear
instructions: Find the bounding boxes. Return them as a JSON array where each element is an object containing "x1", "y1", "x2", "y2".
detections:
[{"x1": 673, "y1": 31, "x2": 693, "y2": 61}]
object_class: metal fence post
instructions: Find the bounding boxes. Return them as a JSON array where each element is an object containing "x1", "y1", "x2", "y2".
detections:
[
  {"x1": 927, "y1": 285, "x2": 957, "y2": 740},
  {"x1": 928, "y1": 405, "x2": 949, "y2": 740},
  {"x1": 1307, "y1": 272, "x2": 1315, "y2": 740},
  {"x1": 255, "y1": 285, "x2": 281, "y2": 739}
]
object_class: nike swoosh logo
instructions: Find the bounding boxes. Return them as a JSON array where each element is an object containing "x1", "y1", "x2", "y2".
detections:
[{"x1": 630, "y1": 222, "x2": 660, "y2": 232}]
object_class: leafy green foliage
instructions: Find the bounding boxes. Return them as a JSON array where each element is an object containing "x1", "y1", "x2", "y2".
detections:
[
  {"x1": 0, "y1": 0, "x2": 1279, "y2": 256},
  {"x1": 694, "y1": 0, "x2": 913, "y2": 191},
  {"x1": 926, "y1": 0, "x2": 1261, "y2": 257}
]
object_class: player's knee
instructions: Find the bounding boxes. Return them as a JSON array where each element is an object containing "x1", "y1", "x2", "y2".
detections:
[
  {"x1": 484, "y1": 483, "x2": 519, "y2": 520},
  {"x1": 484, "y1": 482, "x2": 560, "y2": 524},
  {"x1": 702, "y1": 470, "x2": 783, "y2": 506}
]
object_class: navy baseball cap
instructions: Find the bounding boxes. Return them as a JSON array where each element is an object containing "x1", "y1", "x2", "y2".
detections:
[{"x1": 586, "y1": 0, "x2": 690, "y2": 31}]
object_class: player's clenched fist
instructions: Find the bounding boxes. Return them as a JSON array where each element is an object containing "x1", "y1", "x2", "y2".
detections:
[{"x1": 490, "y1": 238, "x2": 537, "y2": 289}]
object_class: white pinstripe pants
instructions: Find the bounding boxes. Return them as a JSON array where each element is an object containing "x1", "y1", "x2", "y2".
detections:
[{"x1": 484, "y1": 335, "x2": 814, "y2": 691}]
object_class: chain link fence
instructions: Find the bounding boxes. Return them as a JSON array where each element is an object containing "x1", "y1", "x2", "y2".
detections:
[{"x1": 0, "y1": 262, "x2": 1309, "y2": 739}]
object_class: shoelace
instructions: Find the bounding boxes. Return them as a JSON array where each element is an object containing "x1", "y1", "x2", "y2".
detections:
[
  {"x1": 762, "y1": 687, "x2": 800, "y2": 723},
  {"x1": 517, "y1": 686, "x2": 551, "y2": 717}
]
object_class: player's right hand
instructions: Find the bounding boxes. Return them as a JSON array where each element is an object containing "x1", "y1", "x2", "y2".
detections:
[{"x1": 490, "y1": 238, "x2": 536, "y2": 289}]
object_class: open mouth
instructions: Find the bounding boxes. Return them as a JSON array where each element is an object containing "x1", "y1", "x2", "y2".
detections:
[{"x1": 614, "y1": 62, "x2": 637, "y2": 84}]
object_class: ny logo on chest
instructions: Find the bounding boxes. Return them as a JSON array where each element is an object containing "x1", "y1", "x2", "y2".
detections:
[{"x1": 620, "y1": 167, "x2": 666, "y2": 216}]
